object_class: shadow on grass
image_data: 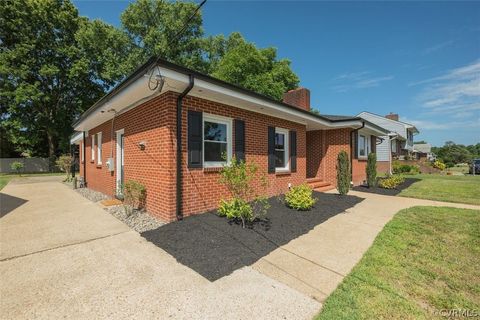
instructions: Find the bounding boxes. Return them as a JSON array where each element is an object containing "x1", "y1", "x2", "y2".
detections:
[
  {"x1": 352, "y1": 178, "x2": 421, "y2": 196},
  {"x1": 0, "y1": 193, "x2": 28, "y2": 218},
  {"x1": 141, "y1": 192, "x2": 364, "y2": 281}
]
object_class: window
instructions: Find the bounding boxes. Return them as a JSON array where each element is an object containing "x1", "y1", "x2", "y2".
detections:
[
  {"x1": 275, "y1": 128, "x2": 289, "y2": 171},
  {"x1": 358, "y1": 133, "x2": 373, "y2": 158},
  {"x1": 203, "y1": 114, "x2": 232, "y2": 167},
  {"x1": 391, "y1": 139, "x2": 397, "y2": 153},
  {"x1": 91, "y1": 135, "x2": 95, "y2": 162},
  {"x1": 358, "y1": 134, "x2": 366, "y2": 157},
  {"x1": 97, "y1": 132, "x2": 102, "y2": 165}
]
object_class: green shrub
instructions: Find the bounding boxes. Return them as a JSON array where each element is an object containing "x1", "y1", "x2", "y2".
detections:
[
  {"x1": 285, "y1": 184, "x2": 317, "y2": 211},
  {"x1": 378, "y1": 175, "x2": 405, "y2": 189},
  {"x1": 218, "y1": 198, "x2": 253, "y2": 220},
  {"x1": 124, "y1": 180, "x2": 146, "y2": 211},
  {"x1": 392, "y1": 161, "x2": 419, "y2": 175},
  {"x1": 336, "y1": 151, "x2": 350, "y2": 195},
  {"x1": 366, "y1": 153, "x2": 377, "y2": 187},
  {"x1": 55, "y1": 155, "x2": 73, "y2": 181},
  {"x1": 433, "y1": 160, "x2": 446, "y2": 171},
  {"x1": 218, "y1": 157, "x2": 270, "y2": 227},
  {"x1": 10, "y1": 161, "x2": 24, "y2": 175}
]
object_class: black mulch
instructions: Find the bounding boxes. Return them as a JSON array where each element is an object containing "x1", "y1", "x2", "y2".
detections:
[
  {"x1": 352, "y1": 178, "x2": 421, "y2": 196},
  {"x1": 141, "y1": 192, "x2": 364, "y2": 281}
]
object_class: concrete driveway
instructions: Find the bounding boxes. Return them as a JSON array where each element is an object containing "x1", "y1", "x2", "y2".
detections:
[
  {"x1": 2, "y1": 177, "x2": 479, "y2": 319},
  {"x1": 0, "y1": 177, "x2": 319, "y2": 320}
]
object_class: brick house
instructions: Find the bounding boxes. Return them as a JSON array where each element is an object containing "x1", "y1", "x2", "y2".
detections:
[{"x1": 71, "y1": 57, "x2": 387, "y2": 221}]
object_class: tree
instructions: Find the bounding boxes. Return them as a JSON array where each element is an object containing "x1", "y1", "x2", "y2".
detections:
[
  {"x1": 432, "y1": 141, "x2": 474, "y2": 167},
  {"x1": 0, "y1": 0, "x2": 104, "y2": 159},
  {"x1": 336, "y1": 151, "x2": 351, "y2": 195},
  {"x1": 210, "y1": 33, "x2": 299, "y2": 100}
]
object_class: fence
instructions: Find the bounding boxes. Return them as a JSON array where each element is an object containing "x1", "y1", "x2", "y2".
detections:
[{"x1": 0, "y1": 158, "x2": 53, "y2": 173}]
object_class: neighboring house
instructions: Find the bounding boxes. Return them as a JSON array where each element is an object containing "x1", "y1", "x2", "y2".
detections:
[
  {"x1": 71, "y1": 57, "x2": 387, "y2": 221},
  {"x1": 357, "y1": 112, "x2": 419, "y2": 173},
  {"x1": 413, "y1": 143, "x2": 436, "y2": 161}
]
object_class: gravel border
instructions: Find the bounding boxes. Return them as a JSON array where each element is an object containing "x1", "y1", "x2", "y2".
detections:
[{"x1": 72, "y1": 186, "x2": 165, "y2": 233}]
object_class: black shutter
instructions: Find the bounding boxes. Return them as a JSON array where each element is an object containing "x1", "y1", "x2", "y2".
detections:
[
  {"x1": 188, "y1": 110, "x2": 202, "y2": 168},
  {"x1": 234, "y1": 119, "x2": 245, "y2": 162},
  {"x1": 353, "y1": 131, "x2": 358, "y2": 159},
  {"x1": 290, "y1": 130, "x2": 297, "y2": 173},
  {"x1": 268, "y1": 126, "x2": 275, "y2": 173},
  {"x1": 371, "y1": 135, "x2": 377, "y2": 154}
]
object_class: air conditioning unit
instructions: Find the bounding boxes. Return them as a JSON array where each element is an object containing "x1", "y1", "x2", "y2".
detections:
[{"x1": 106, "y1": 158, "x2": 114, "y2": 172}]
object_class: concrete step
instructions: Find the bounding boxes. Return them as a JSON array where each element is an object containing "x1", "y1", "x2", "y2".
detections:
[
  {"x1": 306, "y1": 177, "x2": 323, "y2": 184},
  {"x1": 314, "y1": 185, "x2": 336, "y2": 192},
  {"x1": 309, "y1": 181, "x2": 331, "y2": 189}
]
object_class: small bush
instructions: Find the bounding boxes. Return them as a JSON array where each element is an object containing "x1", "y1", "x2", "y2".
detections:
[
  {"x1": 285, "y1": 184, "x2": 317, "y2": 211},
  {"x1": 10, "y1": 161, "x2": 24, "y2": 175},
  {"x1": 378, "y1": 175, "x2": 405, "y2": 189},
  {"x1": 124, "y1": 180, "x2": 146, "y2": 211},
  {"x1": 336, "y1": 151, "x2": 351, "y2": 195},
  {"x1": 392, "y1": 162, "x2": 419, "y2": 175},
  {"x1": 366, "y1": 153, "x2": 377, "y2": 187},
  {"x1": 433, "y1": 160, "x2": 446, "y2": 171},
  {"x1": 218, "y1": 157, "x2": 270, "y2": 227},
  {"x1": 55, "y1": 155, "x2": 73, "y2": 181}
]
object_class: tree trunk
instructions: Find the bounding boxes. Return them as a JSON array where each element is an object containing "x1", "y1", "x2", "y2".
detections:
[{"x1": 47, "y1": 131, "x2": 56, "y2": 171}]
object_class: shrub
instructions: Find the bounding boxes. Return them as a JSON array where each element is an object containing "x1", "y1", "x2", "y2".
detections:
[
  {"x1": 366, "y1": 153, "x2": 377, "y2": 187},
  {"x1": 218, "y1": 157, "x2": 270, "y2": 227},
  {"x1": 124, "y1": 180, "x2": 146, "y2": 213},
  {"x1": 433, "y1": 160, "x2": 446, "y2": 171},
  {"x1": 55, "y1": 155, "x2": 73, "y2": 181},
  {"x1": 378, "y1": 175, "x2": 405, "y2": 189},
  {"x1": 10, "y1": 161, "x2": 24, "y2": 175},
  {"x1": 336, "y1": 151, "x2": 350, "y2": 195},
  {"x1": 392, "y1": 161, "x2": 419, "y2": 175},
  {"x1": 285, "y1": 184, "x2": 317, "y2": 210}
]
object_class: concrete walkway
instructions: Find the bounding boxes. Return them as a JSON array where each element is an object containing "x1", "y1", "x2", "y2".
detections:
[
  {"x1": 252, "y1": 190, "x2": 480, "y2": 302},
  {"x1": 1, "y1": 178, "x2": 478, "y2": 319},
  {"x1": 0, "y1": 177, "x2": 319, "y2": 320}
]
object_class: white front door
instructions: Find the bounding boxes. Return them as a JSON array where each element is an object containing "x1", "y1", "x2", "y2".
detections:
[{"x1": 116, "y1": 129, "x2": 125, "y2": 194}]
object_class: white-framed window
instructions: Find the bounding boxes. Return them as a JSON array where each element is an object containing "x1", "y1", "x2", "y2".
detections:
[
  {"x1": 275, "y1": 127, "x2": 289, "y2": 172},
  {"x1": 391, "y1": 139, "x2": 397, "y2": 153},
  {"x1": 91, "y1": 135, "x2": 95, "y2": 162},
  {"x1": 97, "y1": 132, "x2": 102, "y2": 165},
  {"x1": 203, "y1": 113, "x2": 232, "y2": 168},
  {"x1": 358, "y1": 133, "x2": 373, "y2": 158}
]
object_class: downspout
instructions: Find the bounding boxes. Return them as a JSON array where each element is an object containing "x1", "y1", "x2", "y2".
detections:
[
  {"x1": 350, "y1": 121, "x2": 365, "y2": 184},
  {"x1": 176, "y1": 74, "x2": 194, "y2": 221},
  {"x1": 82, "y1": 131, "x2": 87, "y2": 187}
]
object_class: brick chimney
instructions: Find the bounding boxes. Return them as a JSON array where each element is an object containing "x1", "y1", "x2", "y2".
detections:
[
  {"x1": 385, "y1": 112, "x2": 399, "y2": 121},
  {"x1": 282, "y1": 88, "x2": 310, "y2": 111}
]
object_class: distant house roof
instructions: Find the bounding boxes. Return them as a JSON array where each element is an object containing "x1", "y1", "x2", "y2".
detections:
[{"x1": 413, "y1": 143, "x2": 432, "y2": 153}]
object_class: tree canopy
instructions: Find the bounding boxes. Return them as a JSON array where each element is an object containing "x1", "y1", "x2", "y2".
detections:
[
  {"x1": 432, "y1": 142, "x2": 480, "y2": 167},
  {"x1": 0, "y1": 0, "x2": 299, "y2": 159}
]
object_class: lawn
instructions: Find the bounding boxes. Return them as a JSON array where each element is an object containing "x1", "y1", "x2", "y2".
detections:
[
  {"x1": 316, "y1": 206, "x2": 480, "y2": 320},
  {"x1": 0, "y1": 173, "x2": 65, "y2": 191},
  {"x1": 398, "y1": 174, "x2": 480, "y2": 205}
]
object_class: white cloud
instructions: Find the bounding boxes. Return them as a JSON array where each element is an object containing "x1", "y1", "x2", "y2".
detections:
[
  {"x1": 413, "y1": 59, "x2": 480, "y2": 116},
  {"x1": 422, "y1": 40, "x2": 454, "y2": 55},
  {"x1": 331, "y1": 71, "x2": 394, "y2": 92},
  {"x1": 402, "y1": 116, "x2": 480, "y2": 131}
]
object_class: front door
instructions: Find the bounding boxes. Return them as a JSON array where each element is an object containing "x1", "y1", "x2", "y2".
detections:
[{"x1": 116, "y1": 129, "x2": 125, "y2": 195}]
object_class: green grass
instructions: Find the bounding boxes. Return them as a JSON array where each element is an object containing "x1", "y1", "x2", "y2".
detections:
[
  {"x1": 446, "y1": 165, "x2": 469, "y2": 174},
  {"x1": 399, "y1": 174, "x2": 480, "y2": 205},
  {"x1": 0, "y1": 172, "x2": 65, "y2": 191},
  {"x1": 316, "y1": 206, "x2": 480, "y2": 320}
]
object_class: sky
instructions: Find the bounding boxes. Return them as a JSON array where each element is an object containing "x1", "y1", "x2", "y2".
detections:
[{"x1": 74, "y1": 0, "x2": 480, "y2": 146}]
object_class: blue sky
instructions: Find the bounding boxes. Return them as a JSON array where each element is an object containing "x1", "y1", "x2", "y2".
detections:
[{"x1": 74, "y1": 0, "x2": 480, "y2": 146}]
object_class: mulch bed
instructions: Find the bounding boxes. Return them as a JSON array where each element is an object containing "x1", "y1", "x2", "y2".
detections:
[
  {"x1": 352, "y1": 178, "x2": 421, "y2": 196},
  {"x1": 141, "y1": 192, "x2": 364, "y2": 282}
]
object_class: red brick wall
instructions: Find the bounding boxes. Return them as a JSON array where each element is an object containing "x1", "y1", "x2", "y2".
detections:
[
  {"x1": 282, "y1": 88, "x2": 310, "y2": 111},
  {"x1": 81, "y1": 91, "x2": 307, "y2": 221},
  {"x1": 352, "y1": 159, "x2": 367, "y2": 185},
  {"x1": 83, "y1": 92, "x2": 176, "y2": 221},
  {"x1": 306, "y1": 130, "x2": 324, "y2": 179},
  {"x1": 377, "y1": 161, "x2": 390, "y2": 174},
  {"x1": 180, "y1": 95, "x2": 307, "y2": 216},
  {"x1": 323, "y1": 128, "x2": 352, "y2": 186}
]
